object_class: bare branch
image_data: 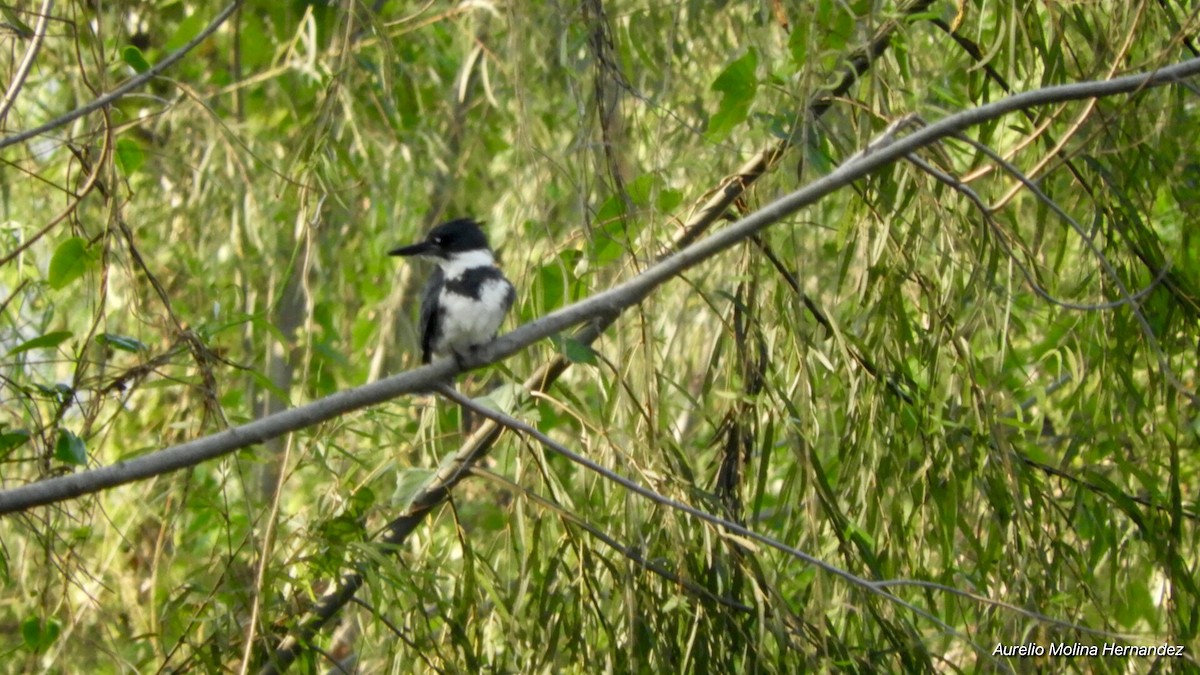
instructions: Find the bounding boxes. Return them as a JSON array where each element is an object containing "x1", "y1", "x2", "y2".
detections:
[
  {"x1": 1, "y1": 55, "x2": 1198, "y2": 517},
  {"x1": 0, "y1": 0, "x2": 53, "y2": 126}
]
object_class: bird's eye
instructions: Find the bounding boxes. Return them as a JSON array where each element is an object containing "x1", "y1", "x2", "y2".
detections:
[{"x1": 431, "y1": 236, "x2": 442, "y2": 245}]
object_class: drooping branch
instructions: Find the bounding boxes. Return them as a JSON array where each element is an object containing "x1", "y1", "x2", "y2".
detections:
[
  {"x1": 0, "y1": 2, "x2": 931, "y2": 517},
  {"x1": 0, "y1": 1, "x2": 243, "y2": 151},
  {"x1": 430, "y1": 384, "x2": 990, "y2": 660}
]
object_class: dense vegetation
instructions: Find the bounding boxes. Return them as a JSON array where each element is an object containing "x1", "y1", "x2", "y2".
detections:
[{"x1": 2, "y1": 1, "x2": 1198, "y2": 672}]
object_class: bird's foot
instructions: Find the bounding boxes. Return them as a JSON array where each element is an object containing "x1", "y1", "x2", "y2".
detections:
[
  {"x1": 452, "y1": 343, "x2": 490, "y2": 371},
  {"x1": 451, "y1": 347, "x2": 471, "y2": 370}
]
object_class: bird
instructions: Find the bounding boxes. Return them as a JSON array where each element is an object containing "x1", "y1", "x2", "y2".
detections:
[{"x1": 389, "y1": 218, "x2": 516, "y2": 365}]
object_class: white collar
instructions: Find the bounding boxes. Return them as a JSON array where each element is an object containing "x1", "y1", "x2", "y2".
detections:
[{"x1": 439, "y1": 249, "x2": 496, "y2": 278}]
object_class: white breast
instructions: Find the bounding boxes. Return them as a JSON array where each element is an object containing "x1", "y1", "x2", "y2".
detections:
[{"x1": 435, "y1": 278, "x2": 513, "y2": 354}]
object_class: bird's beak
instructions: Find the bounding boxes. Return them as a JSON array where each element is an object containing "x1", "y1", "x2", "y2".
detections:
[{"x1": 388, "y1": 241, "x2": 433, "y2": 257}]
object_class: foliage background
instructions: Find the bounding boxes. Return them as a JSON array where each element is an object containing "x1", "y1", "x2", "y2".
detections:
[{"x1": 1, "y1": 0, "x2": 1198, "y2": 672}]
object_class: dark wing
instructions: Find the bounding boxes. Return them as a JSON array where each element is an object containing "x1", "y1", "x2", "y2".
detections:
[
  {"x1": 419, "y1": 267, "x2": 444, "y2": 363},
  {"x1": 501, "y1": 278, "x2": 516, "y2": 318},
  {"x1": 490, "y1": 277, "x2": 516, "y2": 341}
]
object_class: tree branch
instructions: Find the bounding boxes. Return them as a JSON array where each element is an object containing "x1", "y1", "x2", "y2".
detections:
[
  {"x1": 0, "y1": 0, "x2": 53, "y2": 126},
  {"x1": 2, "y1": 56, "x2": 1198, "y2": 517}
]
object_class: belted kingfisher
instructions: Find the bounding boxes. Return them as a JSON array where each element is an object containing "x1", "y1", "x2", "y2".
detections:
[{"x1": 389, "y1": 218, "x2": 516, "y2": 365}]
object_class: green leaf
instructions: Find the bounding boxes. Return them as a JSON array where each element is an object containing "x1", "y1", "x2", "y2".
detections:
[
  {"x1": 20, "y1": 616, "x2": 60, "y2": 652},
  {"x1": 844, "y1": 521, "x2": 876, "y2": 551},
  {"x1": 588, "y1": 197, "x2": 632, "y2": 264},
  {"x1": 115, "y1": 138, "x2": 144, "y2": 174},
  {"x1": 708, "y1": 102, "x2": 752, "y2": 139},
  {"x1": 346, "y1": 487, "x2": 376, "y2": 518},
  {"x1": 819, "y1": 2, "x2": 856, "y2": 51},
  {"x1": 196, "y1": 312, "x2": 268, "y2": 342},
  {"x1": 554, "y1": 335, "x2": 598, "y2": 365},
  {"x1": 0, "y1": 7, "x2": 34, "y2": 38},
  {"x1": 474, "y1": 383, "x2": 525, "y2": 415},
  {"x1": 787, "y1": 18, "x2": 810, "y2": 67},
  {"x1": 0, "y1": 429, "x2": 31, "y2": 456},
  {"x1": 122, "y1": 45, "x2": 151, "y2": 73},
  {"x1": 55, "y1": 430, "x2": 87, "y2": 466},
  {"x1": 804, "y1": 127, "x2": 834, "y2": 177},
  {"x1": 246, "y1": 369, "x2": 291, "y2": 406},
  {"x1": 8, "y1": 331, "x2": 72, "y2": 356},
  {"x1": 712, "y1": 49, "x2": 758, "y2": 99},
  {"x1": 707, "y1": 49, "x2": 759, "y2": 141},
  {"x1": 1114, "y1": 576, "x2": 1156, "y2": 628},
  {"x1": 626, "y1": 173, "x2": 657, "y2": 208},
  {"x1": 319, "y1": 514, "x2": 365, "y2": 544},
  {"x1": 314, "y1": 341, "x2": 351, "y2": 369},
  {"x1": 657, "y1": 187, "x2": 683, "y2": 213},
  {"x1": 164, "y1": 12, "x2": 206, "y2": 52},
  {"x1": 96, "y1": 333, "x2": 147, "y2": 353},
  {"x1": 237, "y1": 13, "x2": 272, "y2": 70},
  {"x1": 535, "y1": 261, "x2": 569, "y2": 314},
  {"x1": 392, "y1": 468, "x2": 436, "y2": 511},
  {"x1": 466, "y1": 501, "x2": 508, "y2": 532},
  {"x1": 34, "y1": 382, "x2": 73, "y2": 403},
  {"x1": 48, "y1": 237, "x2": 94, "y2": 290},
  {"x1": 904, "y1": 9, "x2": 943, "y2": 23}
]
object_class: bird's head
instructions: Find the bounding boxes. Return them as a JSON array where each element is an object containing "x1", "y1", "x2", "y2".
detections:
[{"x1": 388, "y1": 218, "x2": 491, "y2": 260}]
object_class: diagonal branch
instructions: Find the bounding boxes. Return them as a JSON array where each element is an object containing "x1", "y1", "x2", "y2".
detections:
[
  {"x1": 0, "y1": 54, "x2": 1197, "y2": 516},
  {"x1": 0, "y1": 1, "x2": 938, "y2": 517},
  {"x1": 252, "y1": 55, "x2": 1200, "y2": 674}
]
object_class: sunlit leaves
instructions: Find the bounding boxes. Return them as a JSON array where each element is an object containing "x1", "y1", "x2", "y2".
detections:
[
  {"x1": 788, "y1": 18, "x2": 810, "y2": 67},
  {"x1": 588, "y1": 196, "x2": 637, "y2": 264},
  {"x1": 393, "y1": 468, "x2": 436, "y2": 510},
  {"x1": 164, "y1": 12, "x2": 208, "y2": 52},
  {"x1": 1, "y1": 1, "x2": 1198, "y2": 672},
  {"x1": 584, "y1": 173, "x2": 676, "y2": 264},
  {"x1": 787, "y1": 2, "x2": 857, "y2": 72},
  {"x1": 0, "y1": 7, "x2": 33, "y2": 38}
]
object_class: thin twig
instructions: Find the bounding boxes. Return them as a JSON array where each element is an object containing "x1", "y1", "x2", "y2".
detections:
[
  {"x1": 0, "y1": 0, "x2": 54, "y2": 126},
  {"x1": 0, "y1": 1, "x2": 242, "y2": 151},
  {"x1": 956, "y1": 131, "x2": 1197, "y2": 404},
  {"x1": 469, "y1": 466, "x2": 755, "y2": 614},
  {"x1": 434, "y1": 384, "x2": 1003, "y2": 669},
  {"x1": 903, "y1": 147, "x2": 1172, "y2": 311},
  {"x1": 0, "y1": 117, "x2": 109, "y2": 267}
]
